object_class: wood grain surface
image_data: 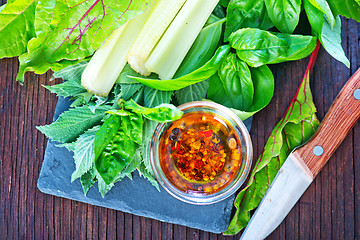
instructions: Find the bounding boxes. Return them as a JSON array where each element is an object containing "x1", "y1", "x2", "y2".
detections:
[{"x1": 0, "y1": 4, "x2": 360, "y2": 240}]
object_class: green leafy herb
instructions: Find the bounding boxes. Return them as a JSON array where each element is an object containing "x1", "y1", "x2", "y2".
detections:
[
  {"x1": 175, "y1": 80, "x2": 209, "y2": 105},
  {"x1": 264, "y1": 0, "x2": 302, "y2": 33},
  {"x1": 208, "y1": 64, "x2": 274, "y2": 120},
  {"x1": 326, "y1": 0, "x2": 360, "y2": 22},
  {"x1": 70, "y1": 126, "x2": 100, "y2": 182},
  {"x1": 224, "y1": 42, "x2": 321, "y2": 235},
  {"x1": 0, "y1": 0, "x2": 36, "y2": 58},
  {"x1": 37, "y1": 105, "x2": 111, "y2": 143},
  {"x1": 130, "y1": 45, "x2": 230, "y2": 91},
  {"x1": 229, "y1": 28, "x2": 317, "y2": 67},
  {"x1": 225, "y1": 0, "x2": 273, "y2": 40},
  {"x1": 304, "y1": 0, "x2": 350, "y2": 68},
  {"x1": 218, "y1": 53, "x2": 254, "y2": 111}
]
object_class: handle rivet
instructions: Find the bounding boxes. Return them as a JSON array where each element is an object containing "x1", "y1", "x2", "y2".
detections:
[
  {"x1": 355, "y1": 89, "x2": 360, "y2": 100},
  {"x1": 313, "y1": 146, "x2": 324, "y2": 156}
]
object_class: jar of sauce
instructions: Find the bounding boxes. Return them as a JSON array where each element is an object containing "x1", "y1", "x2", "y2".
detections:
[{"x1": 150, "y1": 101, "x2": 253, "y2": 205}]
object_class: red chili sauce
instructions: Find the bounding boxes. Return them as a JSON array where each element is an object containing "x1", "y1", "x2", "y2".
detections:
[{"x1": 159, "y1": 111, "x2": 242, "y2": 195}]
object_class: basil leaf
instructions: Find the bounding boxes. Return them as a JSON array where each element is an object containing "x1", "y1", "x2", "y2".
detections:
[
  {"x1": 124, "y1": 100, "x2": 183, "y2": 123},
  {"x1": 121, "y1": 112, "x2": 143, "y2": 145},
  {"x1": 229, "y1": 28, "x2": 289, "y2": 67},
  {"x1": 304, "y1": 0, "x2": 350, "y2": 68},
  {"x1": 94, "y1": 115, "x2": 121, "y2": 161},
  {"x1": 326, "y1": 0, "x2": 360, "y2": 22},
  {"x1": 264, "y1": 0, "x2": 302, "y2": 34},
  {"x1": 208, "y1": 65, "x2": 274, "y2": 120},
  {"x1": 308, "y1": 0, "x2": 335, "y2": 29},
  {"x1": 95, "y1": 129, "x2": 137, "y2": 185},
  {"x1": 218, "y1": 53, "x2": 254, "y2": 111},
  {"x1": 130, "y1": 45, "x2": 231, "y2": 91},
  {"x1": 224, "y1": 59, "x2": 319, "y2": 235},
  {"x1": 225, "y1": 0, "x2": 273, "y2": 40},
  {"x1": 174, "y1": 15, "x2": 224, "y2": 78},
  {"x1": 269, "y1": 33, "x2": 317, "y2": 64}
]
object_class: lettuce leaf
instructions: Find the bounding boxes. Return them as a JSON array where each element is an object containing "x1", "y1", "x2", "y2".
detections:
[{"x1": 224, "y1": 42, "x2": 321, "y2": 235}]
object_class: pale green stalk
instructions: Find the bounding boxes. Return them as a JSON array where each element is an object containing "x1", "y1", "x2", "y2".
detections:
[
  {"x1": 81, "y1": 8, "x2": 151, "y2": 96},
  {"x1": 145, "y1": 0, "x2": 220, "y2": 80},
  {"x1": 127, "y1": 0, "x2": 187, "y2": 76}
]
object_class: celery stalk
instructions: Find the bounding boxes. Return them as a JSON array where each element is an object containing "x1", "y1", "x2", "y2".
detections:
[
  {"x1": 145, "y1": 0, "x2": 220, "y2": 80},
  {"x1": 81, "y1": 8, "x2": 151, "y2": 97},
  {"x1": 127, "y1": 0, "x2": 187, "y2": 76}
]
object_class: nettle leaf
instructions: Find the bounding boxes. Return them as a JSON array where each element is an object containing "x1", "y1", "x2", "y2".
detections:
[
  {"x1": 37, "y1": 105, "x2": 111, "y2": 143},
  {"x1": 175, "y1": 80, "x2": 209, "y2": 105},
  {"x1": 224, "y1": 44, "x2": 321, "y2": 235},
  {"x1": 264, "y1": 0, "x2": 302, "y2": 34},
  {"x1": 0, "y1": 0, "x2": 36, "y2": 58},
  {"x1": 137, "y1": 161, "x2": 160, "y2": 191},
  {"x1": 71, "y1": 126, "x2": 100, "y2": 182},
  {"x1": 17, "y1": 0, "x2": 150, "y2": 82},
  {"x1": 225, "y1": 0, "x2": 273, "y2": 40},
  {"x1": 80, "y1": 168, "x2": 97, "y2": 195}
]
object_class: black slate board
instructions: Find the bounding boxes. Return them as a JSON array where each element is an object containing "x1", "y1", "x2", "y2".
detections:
[{"x1": 37, "y1": 97, "x2": 252, "y2": 234}]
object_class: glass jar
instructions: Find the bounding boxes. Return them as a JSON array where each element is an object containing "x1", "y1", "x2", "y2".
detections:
[{"x1": 150, "y1": 101, "x2": 253, "y2": 205}]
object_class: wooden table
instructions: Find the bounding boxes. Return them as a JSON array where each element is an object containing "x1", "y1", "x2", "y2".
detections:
[{"x1": 0, "y1": 13, "x2": 359, "y2": 240}]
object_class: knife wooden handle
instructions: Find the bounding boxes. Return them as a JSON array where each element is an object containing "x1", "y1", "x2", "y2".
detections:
[{"x1": 294, "y1": 68, "x2": 360, "y2": 177}]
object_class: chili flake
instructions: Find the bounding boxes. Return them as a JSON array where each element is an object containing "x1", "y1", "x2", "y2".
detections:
[{"x1": 159, "y1": 111, "x2": 243, "y2": 195}]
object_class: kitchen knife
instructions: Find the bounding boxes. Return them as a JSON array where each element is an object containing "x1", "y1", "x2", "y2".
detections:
[{"x1": 240, "y1": 67, "x2": 360, "y2": 240}]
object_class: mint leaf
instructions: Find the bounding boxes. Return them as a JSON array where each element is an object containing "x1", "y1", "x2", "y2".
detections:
[
  {"x1": 80, "y1": 168, "x2": 96, "y2": 195},
  {"x1": 137, "y1": 159, "x2": 160, "y2": 191},
  {"x1": 0, "y1": 0, "x2": 36, "y2": 58},
  {"x1": 37, "y1": 105, "x2": 111, "y2": 143},
  {"x1": 224, "y1": 44, "x2": 321, "y2": 235},
  {"x1": 71, "y1": 126, "x2": 99, "y2": 182}
]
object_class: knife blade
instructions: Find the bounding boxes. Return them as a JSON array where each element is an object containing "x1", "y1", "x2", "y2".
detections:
[{"x1": 240, "y1": 67, "x2": 360, "y2": 240}]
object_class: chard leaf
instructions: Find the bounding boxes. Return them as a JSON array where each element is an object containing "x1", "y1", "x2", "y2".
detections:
[
  {"x1": 130, "y1": 45, "x2": 231, "y2": 91},
  {"x1": 37, "y1": 105, "x2": 111, "y2": 143},
  {"x1": 0, "y1": 0, "x2": 36, "y2": 58},
  {"x1": 264, "y1": 0, "x2": 302, "y2": 34},
  {"x1": 175, "y1": 80, "x2": 209, "y2": 105},
  {"x1": 225, "y1": 0, "x2": 273, "y2": 40},
  {"x1": 224, "y1": 45, "x2": 320, "y2": 235},
  {"x1": 218, "y1": 53, "x2": 254, "y2": 111},
  {"x1": 71, "y1": 126, "x2": 100, "y2": 182},
  {"x1": 17, "y1": 0, "x2": 150, "y2": 82}
]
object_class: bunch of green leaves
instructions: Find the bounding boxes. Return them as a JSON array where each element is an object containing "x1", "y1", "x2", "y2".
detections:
[
  {"x1": 0, "y1": 0, "x2": 150, "y2": 83},
  {"x1": 224, "y1": 43, "x2": 321, "y2": 235},
  {"x1": 224, "y1": 0, "x2": 360, "y2": 68},
  {"x1": 38, "y1": 62, "x2": 182, "y2": 197}
]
